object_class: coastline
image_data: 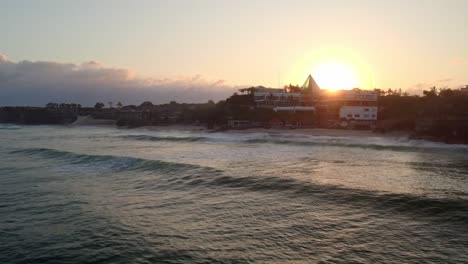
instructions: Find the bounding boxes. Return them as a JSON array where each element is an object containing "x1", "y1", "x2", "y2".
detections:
[
  {"x1": 70, "y1": 115, "x2": 116, "y2": 126},
  {"x1": 66, "y1": 116, "x2": 412, "y2": 138},
  {"x1": 139, "y1": 125, "x2": 412, "y2": 140},
  {"x1": 226, "y1": 127, "x2": 411, "y2": 138},
  {"x1": 5, "y1": 118, "x2": 468, "y2": 144}
]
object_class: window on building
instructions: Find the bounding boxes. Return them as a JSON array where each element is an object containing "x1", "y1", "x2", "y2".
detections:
[
  {"x1": 364, "y1": 108, "x2": 369, "y2": 111},
  {"x1": 354, "y1": 114, "x2": 360, "y2": 118}
]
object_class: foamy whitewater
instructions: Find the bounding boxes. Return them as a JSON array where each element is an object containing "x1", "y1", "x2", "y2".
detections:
[{"x1": 1, "y1": 125, "x2": 467, "y2": 263}]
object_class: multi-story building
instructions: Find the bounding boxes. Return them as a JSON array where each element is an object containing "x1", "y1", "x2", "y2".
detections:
[
  {"x1": 250, "y1": 87, "x2": 303, "y2": 108},
  {"x1": 239, "y1": 75, "x2": 379, "y2": 129},
  {"x1": 316, "y1": 88, "x2": 379, "y2": 128}
]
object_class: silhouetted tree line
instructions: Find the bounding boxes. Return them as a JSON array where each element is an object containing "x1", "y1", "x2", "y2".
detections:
[
  {"x1": 379, "y1": 87, "x2": 468, "y2": 121},
  {"x1": 377, "y1": 87, "x2": 468, "y2": 142}
]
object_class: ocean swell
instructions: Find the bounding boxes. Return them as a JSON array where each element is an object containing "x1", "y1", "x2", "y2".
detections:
[
  {"x1": 117, "y1": 132, "x2": 468, "y2": 153},
  {"x1": 119, "y1": 135, "x2": 207, "y2": 142},
  {"x1": 246, "y1": 136, "x2": 468, "y2": 153},
  {"x1": 202, "y1": 174, "x2": 468, "y2": 224},
  {"x1": 9, "y1": 148, "x2": 218, "y2": 175},
  {"x1": 8, "y1": 148, "x2": 468, "y2": 224}
]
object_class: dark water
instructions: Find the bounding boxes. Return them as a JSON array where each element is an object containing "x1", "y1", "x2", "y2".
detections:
[{"x1": 1, "y1": 125, "x2": 467, "y2": 263}]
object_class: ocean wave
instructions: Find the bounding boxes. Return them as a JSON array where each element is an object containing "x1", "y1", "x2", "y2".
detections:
[
  {"x1": 117, "y1": 132, "x2": 468, "y2": 153},
  {"x1": 200, "y1": 174, "x2": 468, "y2": 223},
  {"x1": 119, "y1": 134, "x2": 208, "y2": 142},
  {"x1": 244, "y1": 137, "x2": 468, "y2": 153},
  {"x1": 9, "y1": 148, "x2": 218, "y2": 175},
  {"x1": 0, "y1": 125, "x2": 22, "y2": 130},
  {"x1": 8, "y1": 148, "x2": 468, "y2": 224}
]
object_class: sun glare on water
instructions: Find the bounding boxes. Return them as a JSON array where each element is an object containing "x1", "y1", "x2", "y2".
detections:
[{"x1": 311, "y1": 61, "x2": 360, "y2": 90}]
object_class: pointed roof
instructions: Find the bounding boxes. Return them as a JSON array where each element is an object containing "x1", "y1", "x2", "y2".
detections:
[{"x1": 301, "y1": 74, "x2": 320, "y2": 92}]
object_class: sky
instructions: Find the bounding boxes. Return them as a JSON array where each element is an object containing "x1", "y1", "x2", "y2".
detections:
[{"x1": 1, "y1": 0, "x2": 468, "y2": 105}]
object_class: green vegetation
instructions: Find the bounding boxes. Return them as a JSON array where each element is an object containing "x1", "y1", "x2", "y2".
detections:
[
  {"x1": 379, "y1": 87, "x2": 468, "y2": 123},
  {"x1": 1, "y1": 86, "x2": 467, "y2": 142},
  {"x1": 377, "y1": 87, "x2": 468, "y2": 142}
]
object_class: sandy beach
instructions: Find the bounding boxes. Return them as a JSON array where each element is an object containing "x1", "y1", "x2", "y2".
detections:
[
  {"x1": 72, "y1": 116, "x2": 411, "y2": 138},
  {"x1": 143, "y1": 125, "x2": 411, "y2": 139}
]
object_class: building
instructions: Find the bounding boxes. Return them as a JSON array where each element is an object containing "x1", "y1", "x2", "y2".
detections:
[
  {"x1": 239, "y1": 74, "x2": 379, "y2": 129},
  {"x1": 297, "y1": 74, "x2": 379, "y2": 128},
  {"x1": 339, "y1": 106, "x2": 378, "y2": 121},
  {"x1": 249, "y1": 87, "x2": 303, "y2": 108},
  {"x1": 227, "y1": 119, "x2": 252, "y2": 129},
  {"x1": 461, "y1": 85, "x2": 468, "y2": 95},
  {"x1": 273, "y1": 106, "x2": 316, "y2": 127},
  {"x1": 316, "y1": 88, "x2": 379, "y2": 128}
]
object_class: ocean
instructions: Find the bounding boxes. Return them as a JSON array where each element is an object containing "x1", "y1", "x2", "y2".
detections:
[{"x1": 1, "y1": 124, "x2": 467, "y2": 263}]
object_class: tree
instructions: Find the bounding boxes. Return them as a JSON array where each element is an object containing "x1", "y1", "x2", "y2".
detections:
[
  {"x1": 139, "y1": 101, "x2": 154, "y2": 111},
  {"x1": 108, "y1": 102, "x2": 114, "y2": 108},
  {"x1": 423, "y1": 86, "x2": 438, "y2": 97},
  {"x1": 284, "y1": 84, "x2": 301, "y2": 93},
  {"x1": 225, "y1": 92, "x2": 253, "y2": 105},
  {"x1": 46, "y1": 102, "x2": 58, "y2": 108},
  {"x1": 116, "y1": 101, "x2": 123, "y2": 109},
  {"x1": 94, "y1": 102, "x2": 105, "y2": 109},
  {"x1": 439, "y1": 88, "x2": 454, "y2": 97}
]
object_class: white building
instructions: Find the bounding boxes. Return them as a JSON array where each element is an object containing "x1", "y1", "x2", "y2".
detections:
[
  {"x1": 339, "y1": 106, "x2": 378, "y2": 121},
  {"x1": 251, "y1": 87, "x2": 303, "y2": 107},
  {"x1": 320, "y1": 89, "x2": 378, "y2": 103}
]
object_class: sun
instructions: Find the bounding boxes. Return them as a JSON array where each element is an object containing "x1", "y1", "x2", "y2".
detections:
[
  {"x1": 286, "y1": 48, "x2": 373, "y2": 90},
  {"x1": 311, "y1": 61, "x2": 359, "y2": 90}
]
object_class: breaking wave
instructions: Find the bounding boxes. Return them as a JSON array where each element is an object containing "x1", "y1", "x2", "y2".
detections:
[
  {"x1": 244, "y1": 137, "x2": 462, "y2": 152},
  {"x1": 0, "y1": 125, "x2": 22, "y2": 130},
  {"x1": 118, "y1": 132, "x2": 468, "y2": 153},
  {"x1": 119, "y1": 134, "x2": 208, "y2": 142}
]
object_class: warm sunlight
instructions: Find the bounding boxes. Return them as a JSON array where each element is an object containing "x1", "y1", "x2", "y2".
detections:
[
  {"x1": 311, "y1": 61, "x2": 359, "y2": 90},
  {"x1": 287, "y1": 48, "x2": 373, "y2": 90}
]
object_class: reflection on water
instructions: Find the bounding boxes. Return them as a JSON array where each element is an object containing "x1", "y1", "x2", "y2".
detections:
[{"x1": 0, "y1": 125, "x2": 467, "y2": 263}]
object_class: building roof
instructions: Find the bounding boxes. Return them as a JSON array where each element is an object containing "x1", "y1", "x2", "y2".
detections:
[{"x1": 301, "y1": 74, "x2": 321, "y2": 94}]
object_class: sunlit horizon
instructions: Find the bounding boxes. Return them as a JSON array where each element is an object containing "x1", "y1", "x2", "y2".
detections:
[
  {"x1": 311, "y1": 61, "x2": 360, "y2": 90},
  {"x1": 1, "y1": 0, "x2": 468, "y2": 104}
]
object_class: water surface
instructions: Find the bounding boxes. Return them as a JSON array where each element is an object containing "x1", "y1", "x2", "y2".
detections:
[{"x1": 1, "y1": 125, "x2": 467, "y2": 263}]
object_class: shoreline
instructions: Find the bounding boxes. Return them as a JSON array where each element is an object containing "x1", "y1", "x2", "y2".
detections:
[
  {"x1": 5, "y1": 116, "x2": 413, "y2": 139},
  {"x1": 140, "y1": 125, "x2": 413, "y2": 139},
  {"x1": 6, "y1": 121, "x2": 468, "y2": 144},
  {"x1": 223, "y1": 127, "x2": 411, "y2": 138}
]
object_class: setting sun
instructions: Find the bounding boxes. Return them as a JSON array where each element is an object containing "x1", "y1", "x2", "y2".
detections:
[
  {"x1": 311, "y1": 61, "x2": 359, "y2": 90},
  {"x1": 287, "y1": 48, "x2": 373, "y2": 90}
]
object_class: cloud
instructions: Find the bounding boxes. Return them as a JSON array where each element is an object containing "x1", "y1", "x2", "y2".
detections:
[
  {"x1": 406, "y1": 77, "x2": 456, "y2": 95},
  {"x1": 0, "y1": 55, "x2": 238, "y2": 106}
]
